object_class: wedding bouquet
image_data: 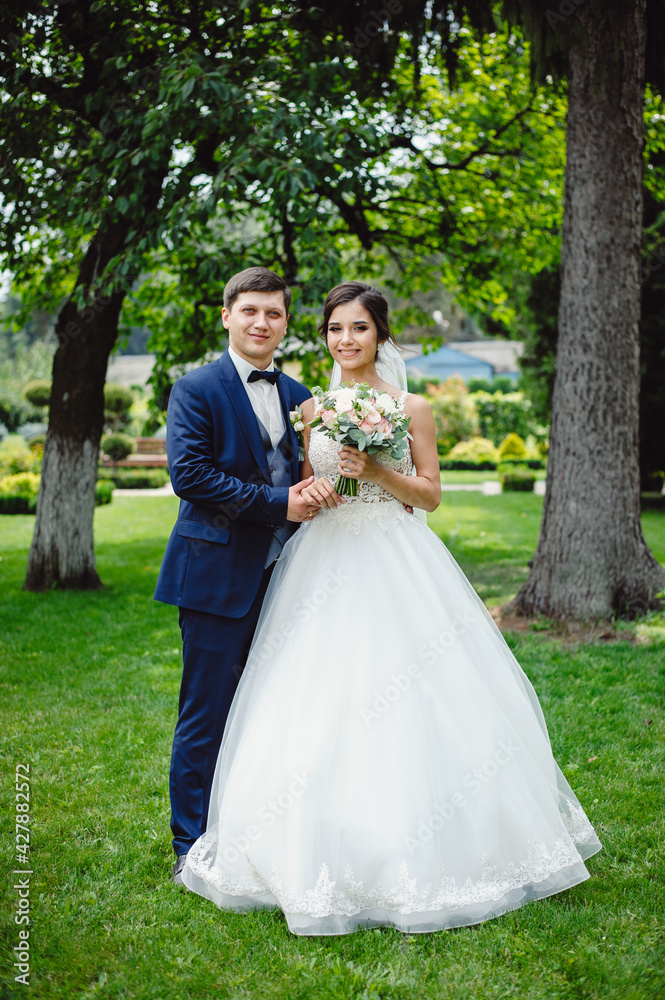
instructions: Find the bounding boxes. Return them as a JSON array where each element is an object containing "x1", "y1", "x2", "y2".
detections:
[{"x1": 309, "y1": 382, "x2": 411, "y2": 496}]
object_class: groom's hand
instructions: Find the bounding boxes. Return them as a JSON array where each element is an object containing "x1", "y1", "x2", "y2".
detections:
[
  {"x1": 301, "y1": 477, "x2": 345, "y2": 509},
  {"x1": 287, "y1": 476, "x2": 321, "y2": 522}
]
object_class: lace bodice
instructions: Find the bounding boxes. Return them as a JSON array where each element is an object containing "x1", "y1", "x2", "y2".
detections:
[{"x1": 306, "y1": 391, "x2": 413, "y2": 532}]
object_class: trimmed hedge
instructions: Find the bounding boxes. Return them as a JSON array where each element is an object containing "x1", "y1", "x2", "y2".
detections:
[
  {"x1": 440, "y1": 458, "x2": 498, "y2": 471},
  {"x1": 97, "y1": 468, "x2": 169, "y2": 489},
  {"x1": 0, "y1": 474, "x2": 115, "y2": 514},
  {"x1": 0, "y1": 495, "x2": 36, "y2": 514},
  {"x1": 0, "y1": 447, "x2": 42, "y2": 477},
  {"x1": 499, "y1": 457, "x2": 543, "y2": 470},
  {"x1": 641, "y1": 494, "x2": 665, "y2": 512},
  {"x1": 95, "y1": 480, "x2": 115, "y2": 506},
  {"x1": 499, "y1": 464, "x2": 536, "y2": 492},
  {"x1": 439, "y1": 436, "x2": 543, "y2": 472},
  {"x1": 0, "y1": 472, "x2": 40, "y2": 512}
]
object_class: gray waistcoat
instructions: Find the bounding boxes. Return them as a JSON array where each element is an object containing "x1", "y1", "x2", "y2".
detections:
[{"x1": 255, "y1": 416, "x2": 293, "y2": 566}]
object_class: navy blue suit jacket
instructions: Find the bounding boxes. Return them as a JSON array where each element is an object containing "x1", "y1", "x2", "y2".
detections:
[{"x1": 154, "y1": 350, "x2": 311, "y2": 618}]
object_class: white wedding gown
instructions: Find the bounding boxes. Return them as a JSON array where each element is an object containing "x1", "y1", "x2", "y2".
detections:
[{"x1": 182, "y1": 394, "x2": 602, "y2": 934}]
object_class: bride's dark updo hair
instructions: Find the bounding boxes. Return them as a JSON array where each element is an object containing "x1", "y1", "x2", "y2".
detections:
[{"x1": 318, "y1": 281, "x2": 397, "y2": 355}]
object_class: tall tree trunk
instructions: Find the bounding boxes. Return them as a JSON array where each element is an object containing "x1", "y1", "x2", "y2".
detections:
[
  {"x1": 514, "y1": 0, "x2": 664, "y2": 619},
  {"x1": 24, "y1": 226, "x2": 129, "y2": 591}
]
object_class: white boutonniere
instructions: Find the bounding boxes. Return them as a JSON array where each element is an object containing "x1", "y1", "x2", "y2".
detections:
[{"x1": 289, "y1": 407, "x2": 305, "y2": 461}]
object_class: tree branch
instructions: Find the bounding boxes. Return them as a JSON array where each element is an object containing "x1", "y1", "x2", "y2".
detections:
[{"x1": 388, "y1": 102, "x2": 535, "y2": 173}]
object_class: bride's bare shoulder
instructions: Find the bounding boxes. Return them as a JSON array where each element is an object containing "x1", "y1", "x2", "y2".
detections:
[
  {"x1": 300, "y1": 396, "x2": 317, "y2": 420},
  {"x1": 404, "y1": 392, "x2": 432, "y2": 416}
]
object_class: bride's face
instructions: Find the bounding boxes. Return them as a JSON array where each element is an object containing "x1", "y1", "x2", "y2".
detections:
[{"x1": 326, "y1": 301, "x2": 378, "y2": 371}]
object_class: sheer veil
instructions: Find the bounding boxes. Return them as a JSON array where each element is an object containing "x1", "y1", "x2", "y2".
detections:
[
  {"x1": 329, "y1": 340, "x2": 407, "y2": 391},
  {"x1": 329, "y1": 341, "x2": 428, "y2": 524}
]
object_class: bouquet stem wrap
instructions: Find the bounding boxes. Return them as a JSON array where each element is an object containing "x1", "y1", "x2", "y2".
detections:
[{"x1": 334, "y1": 473, "x2": 358, "y2": 497}]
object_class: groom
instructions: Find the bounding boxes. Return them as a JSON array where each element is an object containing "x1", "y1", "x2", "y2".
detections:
[{"x1": 153, "y1": 267, "x2": 318, "y2": 885}]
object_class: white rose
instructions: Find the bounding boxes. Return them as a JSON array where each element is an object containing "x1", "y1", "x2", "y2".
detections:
[
  {"x1": 376, "y1": 392, "x2": 397, "y2": 415},
  {"x1": 332, "y1": 388, "x2": 356, "y2": 413}
]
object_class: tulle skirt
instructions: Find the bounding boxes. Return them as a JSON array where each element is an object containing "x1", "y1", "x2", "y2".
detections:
[{"x1": 182, "y1": 499, "x2": 601, "y2": 935}]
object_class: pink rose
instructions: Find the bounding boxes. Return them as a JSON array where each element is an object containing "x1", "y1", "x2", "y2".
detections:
[
  {"x1": 379, "y1": 417, "x2": 392, "y2": 435},
  {"x1": 359, "y1": 419, "x2": 374, "y2": 432},
  {"x1": 344, "y1": 409, "x2": 360, "y2": 424},
  {"x1": 366, "y1": 410, "x2": 382, "y2": 425},
  {"x1": 321, "y1": 408, "x2": 337, "y2": 428}
]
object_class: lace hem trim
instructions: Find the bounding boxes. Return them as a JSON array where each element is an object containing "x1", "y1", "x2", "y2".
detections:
[
  {"x1": 562, "y1": 801, "x2": 597, "y2": 845},
  {"x1": 186, "y1": 817, "x2": 597, "y2": 918}
]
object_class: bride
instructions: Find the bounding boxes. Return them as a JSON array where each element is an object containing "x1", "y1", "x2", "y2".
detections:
[{"x1": 181, "y1": 280, "x2": 601, "y2": 935}]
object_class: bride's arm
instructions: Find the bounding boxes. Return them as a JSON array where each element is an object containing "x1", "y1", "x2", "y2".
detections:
[
  {"x1": 337, "y1": 394, "x2": 442, "y2": 512},
  {"x1": 299, "y1": 397, "x2": 316, "y2": 480},
  {"x1": 299, "y1": 397, "x2": 345, "y2": 508}
]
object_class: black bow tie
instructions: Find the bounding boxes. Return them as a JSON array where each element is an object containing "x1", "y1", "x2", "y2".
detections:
[{"x1": 247, "y1": 369, "x2": 281, "y2": 385}]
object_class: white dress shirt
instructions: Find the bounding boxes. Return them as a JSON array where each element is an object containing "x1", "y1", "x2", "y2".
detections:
[{"x1": 228, "y1": 346, "x2": 285, "y2": 449}]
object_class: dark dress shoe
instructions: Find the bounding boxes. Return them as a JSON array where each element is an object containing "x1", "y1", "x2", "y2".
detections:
[{"x1": 172, "y1": 853, "x2": 190, "y2": 890}]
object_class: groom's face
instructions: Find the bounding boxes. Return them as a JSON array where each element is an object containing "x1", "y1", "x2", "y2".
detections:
[{"x1": 222, "y1": 291, "x2": 288, "y2": 369}]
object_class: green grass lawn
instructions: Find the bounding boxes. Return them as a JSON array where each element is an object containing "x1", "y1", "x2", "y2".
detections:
[
  {"x1": 1, "y1": 496, "x2": 664, "y2": 999},
  {"x1": 429, "y1": 494, "x2": 665, "y2": 610}
]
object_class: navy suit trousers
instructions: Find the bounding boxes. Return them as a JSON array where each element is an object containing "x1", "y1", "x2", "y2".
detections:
[{"x1": 170, "y1": 565, "x2": 274, "y2": 856}]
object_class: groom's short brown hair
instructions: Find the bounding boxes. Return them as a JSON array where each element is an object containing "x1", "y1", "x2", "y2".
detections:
[{"x1": 223, "y1": 267, "x2": 291, "y2": 314}]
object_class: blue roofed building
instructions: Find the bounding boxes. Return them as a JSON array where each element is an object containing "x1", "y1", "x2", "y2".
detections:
[{"x1": 403, "y1": 340, "x2": 523, "y2": 384}]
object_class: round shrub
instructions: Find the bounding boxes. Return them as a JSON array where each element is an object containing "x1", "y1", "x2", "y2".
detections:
[
  {"x1": 104, "y1": 383, "x2": 134, "y2": 433},
  {"x1": 101, "y1": 432, "x2": 135, "y2": 464},
  {"x1": 22, "y1": 379, "x2": 52, "y2": 408},
  {"x1": 498, "y1": 432, "x2": 528, "y2": 462},
  {"x1": 446, "y1": 437, "x2": 499, "y2": 468},
  {"x1": 104, "y1": 383, "x2": 134, "y2": 414}
]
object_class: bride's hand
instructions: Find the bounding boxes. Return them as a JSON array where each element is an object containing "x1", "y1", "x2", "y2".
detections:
[
  {"x1": 338, "y1": 446, "x2": 378, "y2": 483},
  {"x1": 301, "y1": 476, "x2": 346, "y2": 508}
]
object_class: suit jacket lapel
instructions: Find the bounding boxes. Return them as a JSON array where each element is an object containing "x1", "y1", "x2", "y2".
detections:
[
  {"x1": 218, "y1": 351, "x2": 271, "y2": 482},
  {"x1": 277, "y1": 374, "x2": 301, "y2": 482}
]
